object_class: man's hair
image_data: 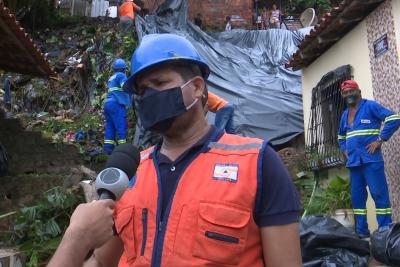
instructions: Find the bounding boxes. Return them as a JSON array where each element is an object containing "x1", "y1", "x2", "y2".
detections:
[{"x1": 168, "y1": 61, "x2": 208, "y2": 106}]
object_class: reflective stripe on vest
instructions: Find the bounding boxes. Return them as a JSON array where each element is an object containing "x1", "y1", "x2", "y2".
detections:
[
  {"x1": 384, "y1": 114, "x2": 400, "y2": 123},
  {"x1": 353, "y1": 209, "x2": 367, "y2": 215},
  {"x1": 346, "y1": 129, "x2": 380, "y2": 139},
  {"x1": 376, "y1": 208, "x2": 392, "y2": 215},
  {"x1": 108, "y1": 87, "x2": 123, "y2": 92},
  {"x1": 114, "y1": 133, "x2": 265, "y2": 267},
  {"x1": 208, "y1": 142, "x2": 263, "y2": 151},
  {"x1": 104, "y1": 139, "x2": 115, "y2": 145}
]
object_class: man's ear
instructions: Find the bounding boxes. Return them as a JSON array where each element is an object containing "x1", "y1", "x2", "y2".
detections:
[{"x1": 192, "y1": 76, "x2": 206, "y2": 98}]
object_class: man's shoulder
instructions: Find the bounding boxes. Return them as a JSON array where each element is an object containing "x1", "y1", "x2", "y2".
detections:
[{"x1": 221, "y1": 133, "x2": 265, "y2": 145}]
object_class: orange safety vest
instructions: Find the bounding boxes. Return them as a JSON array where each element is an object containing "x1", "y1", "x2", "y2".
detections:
[
  {"x1": 119, "y1": 2, "x2": 138, "y2": 19},
  {"x1": 114, "y1": 133, "x2": 265, "y2": 267}
]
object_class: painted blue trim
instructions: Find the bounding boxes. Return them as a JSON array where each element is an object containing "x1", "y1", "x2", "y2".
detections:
[
  {"x1": 255, "y1": 141, "x2": 268, "y2": 219},
  {"x1": 128, "y1": 175, "x2": 137, "y2": 188},
  {"x1": 151, "y1": 127, "x2": 222, "y2": 267}
]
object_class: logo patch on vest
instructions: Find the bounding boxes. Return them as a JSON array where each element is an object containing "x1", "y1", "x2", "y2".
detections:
[
  {"x1": 361, "y1": 119, "x2": 371, "y2": 124},
  {"x1": 213, "y1": 164, "x2": 238, "y2": 182}
]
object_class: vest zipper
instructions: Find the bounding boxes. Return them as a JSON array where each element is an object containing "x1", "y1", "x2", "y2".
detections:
[
  {"x1": 141, "y1": 208, "x2": 148, "y2": 256},
  {"x1": 150, "y1": 131, "x2": 222, "y2": 267}
]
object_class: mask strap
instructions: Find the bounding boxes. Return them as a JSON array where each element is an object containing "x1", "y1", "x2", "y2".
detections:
[
  {"x1": 180, "y1": 78, "x2": 193, "y2": 90},
  {"x1": 186, "y1": 98, "x2": 198, "y2": 110},
  {"x1": 181, "y1": 78, "x2": 199, "y2": 110}
]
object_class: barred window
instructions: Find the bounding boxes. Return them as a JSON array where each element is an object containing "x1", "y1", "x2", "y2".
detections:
[{"x1": 306, "y1": 65, "x2": 352, "y2": 170}]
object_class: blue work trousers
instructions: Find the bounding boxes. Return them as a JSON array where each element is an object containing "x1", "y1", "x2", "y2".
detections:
[
  {"x1": 215, "y1": 103, "x2": 235, "y2": 134},
  {"x1": 104, "y1": 100, "x2": 127, "y2": 154},
  {"x1": 349, "y1": 161, "x2": 392, "y2": 236}
]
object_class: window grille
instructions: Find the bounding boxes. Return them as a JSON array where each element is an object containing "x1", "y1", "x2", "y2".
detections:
[{"x1": 306, "y1": 65, "x2": 352, "y2": 170}]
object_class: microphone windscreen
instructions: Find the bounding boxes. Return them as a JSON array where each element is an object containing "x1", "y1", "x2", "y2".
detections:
[{"x1": 105, "y1": 144, "x2": 140, "y2": 179}]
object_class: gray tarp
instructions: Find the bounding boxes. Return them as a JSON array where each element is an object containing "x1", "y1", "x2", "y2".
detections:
[{"x1": 134, "y1": 0, "x2": 309, "y2": 146}]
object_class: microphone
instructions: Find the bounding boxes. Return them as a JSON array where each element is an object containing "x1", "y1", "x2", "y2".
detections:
[
  {"x1": 86, "y1": 144, "x2": 140, "y2": 260},
  {"x1": 95, "y1": 144, "x2": 140, "y2": 201}
]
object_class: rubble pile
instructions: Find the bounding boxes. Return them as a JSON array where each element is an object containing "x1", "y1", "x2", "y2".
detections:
[{"x1": 1, "y1": 17, "x2": 138, "y2": 159}]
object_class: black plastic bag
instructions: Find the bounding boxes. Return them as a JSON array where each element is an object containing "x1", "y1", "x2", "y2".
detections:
[
  {"x1": 371, "y1": 223, "x2": 400, "y2": 266},
  {"x1": 301, "y1": 216, "x2": 370, "y2": 267}
]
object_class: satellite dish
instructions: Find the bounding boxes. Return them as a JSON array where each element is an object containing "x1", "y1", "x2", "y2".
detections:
[{"x1": 300, "y1": 8, "x2": 318, "y2": 27}]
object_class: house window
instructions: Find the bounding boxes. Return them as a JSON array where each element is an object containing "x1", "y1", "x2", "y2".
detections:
[{"x1": 306, "y1": 65, "x2": 352, "y2": 170}]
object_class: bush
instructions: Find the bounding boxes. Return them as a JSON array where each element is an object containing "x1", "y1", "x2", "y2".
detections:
[
  {"x1": 6, "y1": 187, "x2": 83, "y2": 267},
  {"x1": 305, "y1": 176, "x2": 351, "y2": 216}
]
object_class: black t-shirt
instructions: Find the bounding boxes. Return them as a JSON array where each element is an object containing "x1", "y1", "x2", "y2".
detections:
[{"x1": 153, "y1": 126, "x2": 301, "y2": 227}]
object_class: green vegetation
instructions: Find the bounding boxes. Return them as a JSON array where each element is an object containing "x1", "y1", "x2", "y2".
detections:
[
  {"x1": 304, "y1": 175, "x2": 352, "y2": 216},
  {"x1": 2, "y1": 187, "x2": 83, "y2": 267}
]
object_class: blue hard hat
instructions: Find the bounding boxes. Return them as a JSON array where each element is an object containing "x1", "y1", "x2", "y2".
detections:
[
  {"x1": 113, "y1": 58, "x2": 127, "y2": 70},
  {"x1": 124, "y1": 34, "x2": 210, "y2": 92}
]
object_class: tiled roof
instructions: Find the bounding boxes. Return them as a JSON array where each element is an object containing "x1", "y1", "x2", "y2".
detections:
[
  {"x1": 0, "y1": 3, "x2": 56, "y2": 77},
  {"x1": 287, "y1": 0, "x2": 385, "y2": 70}
]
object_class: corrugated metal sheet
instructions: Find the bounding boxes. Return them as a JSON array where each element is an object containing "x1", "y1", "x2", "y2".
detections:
[
  {"x1": 0, "y1": 2, "x2": 56, "y2": 77},
  {"x1": 287, "y1": 0, "x2": 385, "y2": 70}
]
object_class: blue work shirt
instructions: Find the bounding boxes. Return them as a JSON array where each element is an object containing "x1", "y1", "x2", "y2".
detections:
[
  {"x1": 106, "y1": 72, "x2": 132, "y2": 108},
  {"x1": 338, "y1": 99, "x2": 400, "y2": 167}
]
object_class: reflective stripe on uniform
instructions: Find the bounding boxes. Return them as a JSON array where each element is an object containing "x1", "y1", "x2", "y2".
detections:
[
  {"x1": 338, "y1": 135, "x2": 346, "y2": 140},
  {"x1": 208, "y1": 142, "x2": 262, "y2": 150},
  {"x1": 376, "y1": 208, "x2": 392, "y2": 215},
  {"x1": 104, "y1": 139, "x2": 115, "y2": 145},
  {"x1": 384, "y1": 114, "x2": 400, "y2": 123},
  {"x1": 353, "y1": 209, "x2": 367, "y2": 215},
  {"x1": 117, "y1": 139, "x2": 127, "y2": 144},
  {"x1": 346, "y1": 129, "x2": 380, "y2": 139},
  {"x1": 108, "y1": 87, "x2": 123, "y2": 92}
]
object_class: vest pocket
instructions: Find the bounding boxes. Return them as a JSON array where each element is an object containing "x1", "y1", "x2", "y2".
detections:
[
  {"x1": 115, "y1": 206, "x2": 136, "y2": 262},
  {"x1": 192, "y1": 202, "x2": 251, "y2": 265}
]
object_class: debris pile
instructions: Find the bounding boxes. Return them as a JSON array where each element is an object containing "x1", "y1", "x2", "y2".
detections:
[{"x1": 2, "y1": 17, "x2": 137, "y2": 159}]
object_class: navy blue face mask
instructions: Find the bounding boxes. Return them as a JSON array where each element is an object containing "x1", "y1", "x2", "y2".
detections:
[
  {"x1": 137, "y1": 79, "x2": 198, "y2": 133},
  {"x1": 345, "y1": 94, "x2": 359, "y2": 106}
]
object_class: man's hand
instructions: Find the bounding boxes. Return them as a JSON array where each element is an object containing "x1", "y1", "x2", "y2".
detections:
[
  {"x1": 366, "y1": 140, "x2": 383, "y2": 154},
  {"x1": 47, "y1": 200, "x2": 116, "y2": 267},
  {"x1": 67, "y1": 200, "x2": 115, "y2": 251}
]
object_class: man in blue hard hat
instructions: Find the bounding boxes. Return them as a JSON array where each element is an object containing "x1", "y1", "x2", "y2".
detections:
[
  {"x1": 103, "y1": 58, "x2": 132, "y2": 155},
  {"x1": 50, "y1": 34, "x2": 301, "y2": 267}
]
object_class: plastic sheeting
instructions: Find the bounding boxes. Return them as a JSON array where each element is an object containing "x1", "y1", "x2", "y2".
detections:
[
  {"x1": 371, "y1": 223, "x2": 400, "y2": 266},
  {"x1": 134, "y1": 0, "x2": 309, "y2": 145},
  {"x1": 301, "y1": 216, "x2": 370, "y2": 267}
]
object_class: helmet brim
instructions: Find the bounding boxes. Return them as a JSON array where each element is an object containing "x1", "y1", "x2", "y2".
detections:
[{"x1": 123, "y1": 58, "x2": 210, "y2": 93}]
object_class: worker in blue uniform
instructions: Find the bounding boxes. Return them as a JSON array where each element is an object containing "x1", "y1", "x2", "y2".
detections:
[
  {"x1": 103, "y1": 58, "x2": 132, "y2": 155},
  {"x1": 337, "y1": 80, "x2": 400, "y2": 238}
]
